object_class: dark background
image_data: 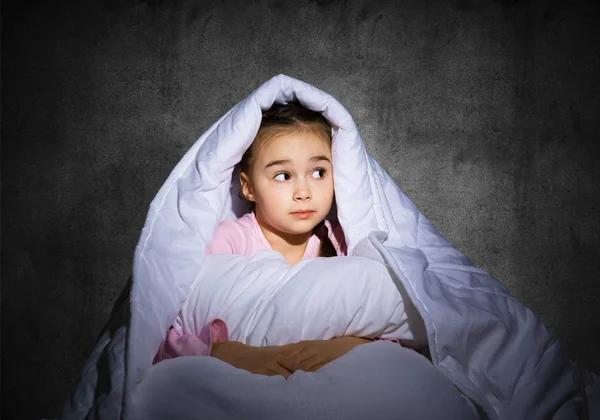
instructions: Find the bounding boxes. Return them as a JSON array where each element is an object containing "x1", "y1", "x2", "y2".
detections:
[{"x1": 2, "y1": 0, "x2": 600, "y2": 418}]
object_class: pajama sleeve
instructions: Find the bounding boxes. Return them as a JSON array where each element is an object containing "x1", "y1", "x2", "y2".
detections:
[{"x1": 153, "y1": 319, "x2": 229, "y2": 364}]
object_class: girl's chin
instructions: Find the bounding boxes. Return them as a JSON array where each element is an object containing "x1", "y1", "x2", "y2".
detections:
[
  {"x1": 259, "y1": 215, "x2": 323, "y2": 236},
  {"x1": 278, "y1": 223, "x2": 319, "y2": 236}
]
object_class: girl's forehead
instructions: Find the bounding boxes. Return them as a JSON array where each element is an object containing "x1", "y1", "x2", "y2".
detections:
[{"x1": 258, "y1": 131, "x2": 331, "y2": 159}]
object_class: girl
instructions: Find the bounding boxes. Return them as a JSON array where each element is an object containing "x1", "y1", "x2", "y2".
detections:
[
  {"x1": 208, "y1": 102, "x2": 346, "y2": 264},
  {"x1": 153, "y1": 103, "x2": 400, "y2": 377}
]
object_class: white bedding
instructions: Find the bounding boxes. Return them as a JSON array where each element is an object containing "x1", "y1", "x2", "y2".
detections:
[
  {"x1": 61, "y1": 74, "x2": 598, "y2": 420},
  {"x1": 174, "y1": 252, "x2": 427, "y2": 346},
  {"x1": 130, "y1": 340, "x2": 478, "y2": 420}
]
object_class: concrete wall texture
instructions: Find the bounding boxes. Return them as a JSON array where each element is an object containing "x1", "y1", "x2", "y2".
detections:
[{"x1": 3, "y1": 0, "x2": 599, "y2": 418}]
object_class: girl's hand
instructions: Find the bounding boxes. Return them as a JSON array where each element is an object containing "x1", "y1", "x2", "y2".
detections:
[
  {"x1": 210, "y1": 341, "x2": 300, "y2": 378},
  {"x1": 279, "y1": 336, "x2": 372, "y2": 373}
]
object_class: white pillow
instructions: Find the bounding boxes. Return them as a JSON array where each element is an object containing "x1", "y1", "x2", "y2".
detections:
[{"x1": 175, "y1": 251, "x2": 426, "y2": 346}]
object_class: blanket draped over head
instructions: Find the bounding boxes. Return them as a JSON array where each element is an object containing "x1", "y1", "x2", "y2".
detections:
[{"x1": 61, "y1": 75, "x2": 599, "y2": 420}]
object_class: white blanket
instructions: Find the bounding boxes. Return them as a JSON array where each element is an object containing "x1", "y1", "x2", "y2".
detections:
[
  {"x1": 130, "y1": 341, "x2": 478, "y2": 420},
  {"x1": 174, "y1": 252, "x2": 427, "y2": 346},
  {"x1": 61, "y1": 74, "x2": 598, "y2": 420}
]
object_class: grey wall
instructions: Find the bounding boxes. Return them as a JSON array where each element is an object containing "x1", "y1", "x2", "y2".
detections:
[{"x1": 3, "y1": 0, "x2": 599, "y2": 418}]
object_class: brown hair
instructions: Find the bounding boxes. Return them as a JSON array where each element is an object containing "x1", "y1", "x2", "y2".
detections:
[{"x1": 239, "y1": 102, "x2": 338, "y2": 258}]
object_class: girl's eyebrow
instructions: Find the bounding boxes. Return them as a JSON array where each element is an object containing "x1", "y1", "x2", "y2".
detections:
[{"x1": 264, "y1": 155, "x2": 331, "y2": 169}]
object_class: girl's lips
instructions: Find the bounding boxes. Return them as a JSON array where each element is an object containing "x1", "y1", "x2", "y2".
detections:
[{"x1": 291, "y1": 211, "x2": 315, "y2": 219}]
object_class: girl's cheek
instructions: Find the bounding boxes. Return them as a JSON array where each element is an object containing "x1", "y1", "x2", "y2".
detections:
[
  {"x1": 272, "y1": 182, "x2": 291, "y2": 193},
  {"x1": 273, "y1": 187, "x2": 289, "y2": 200}
]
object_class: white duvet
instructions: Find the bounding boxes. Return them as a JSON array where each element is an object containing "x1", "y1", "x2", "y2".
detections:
[
  {"x1": 61, "y1": 74, "x2": 599, "y2": 420},
  {"x1": 174, "y1": 252, "x2": 427, "y2": 346}
]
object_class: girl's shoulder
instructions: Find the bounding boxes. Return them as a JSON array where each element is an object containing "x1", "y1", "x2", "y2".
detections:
[{"x1": 205, "y1": 213, "x2": 261, "y2": 256}]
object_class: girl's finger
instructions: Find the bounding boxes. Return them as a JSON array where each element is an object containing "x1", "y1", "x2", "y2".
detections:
[
  {"x1": 280, "y1": 343, "x2": 304, "y2": 357},
  {"x1": 294, "y1": 349, "x2": 318, "y2": 365},
  {"x1": 268, "y1": 364, "x2": 291, "y2": 378},
  {"x1": 283, "y1": 348, "x2": 307, "y2": 360},
  {"x1": 306, "y1": 362, "x2": 327, "y2": 373},
  {"x1": 298, "y1": 355, "x2": 322, "y2": 371},
  {"x1": 277, "y1": 356, "x2": 299, "y2": 372}
]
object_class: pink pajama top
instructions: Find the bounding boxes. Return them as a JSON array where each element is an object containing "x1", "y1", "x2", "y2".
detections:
[{"x1": 153, "y1": 212, "x2": 399, "y2": 364}]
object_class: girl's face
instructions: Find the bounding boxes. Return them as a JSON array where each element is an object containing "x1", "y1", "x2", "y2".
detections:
[{"x1": 240, "y1": 130, "x2": 334, "y2": 240}]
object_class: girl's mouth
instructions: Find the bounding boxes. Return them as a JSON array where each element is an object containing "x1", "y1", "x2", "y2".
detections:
[{"x1": 291, "y1": 211, "x2": 315, "y2": 219}]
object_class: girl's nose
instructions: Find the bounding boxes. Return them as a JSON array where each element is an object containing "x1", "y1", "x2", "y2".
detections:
[{"x1": 293, "y1": 181, "x2": 311, "y2": 201}]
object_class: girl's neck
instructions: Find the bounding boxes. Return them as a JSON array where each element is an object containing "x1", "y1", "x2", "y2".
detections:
[{"x1": 254, "y1": 213, "x2": 312, "y2": 265}]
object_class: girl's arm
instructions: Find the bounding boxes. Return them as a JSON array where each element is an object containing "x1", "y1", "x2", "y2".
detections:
[
  {"x1": 277, "y1": 336, "x2": 373, "y2": 373},
  {"x1": 210, "y1": 341, "x2": 299, "y2": 378}
]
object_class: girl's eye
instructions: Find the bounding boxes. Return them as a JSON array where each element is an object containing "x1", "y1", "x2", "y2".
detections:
[
  {"x1": 312, "y1": 168, "x2": 326, "y2": 179},
  {"x1": 274, "y1": 173, "x2": 290, "y2": 181}
]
